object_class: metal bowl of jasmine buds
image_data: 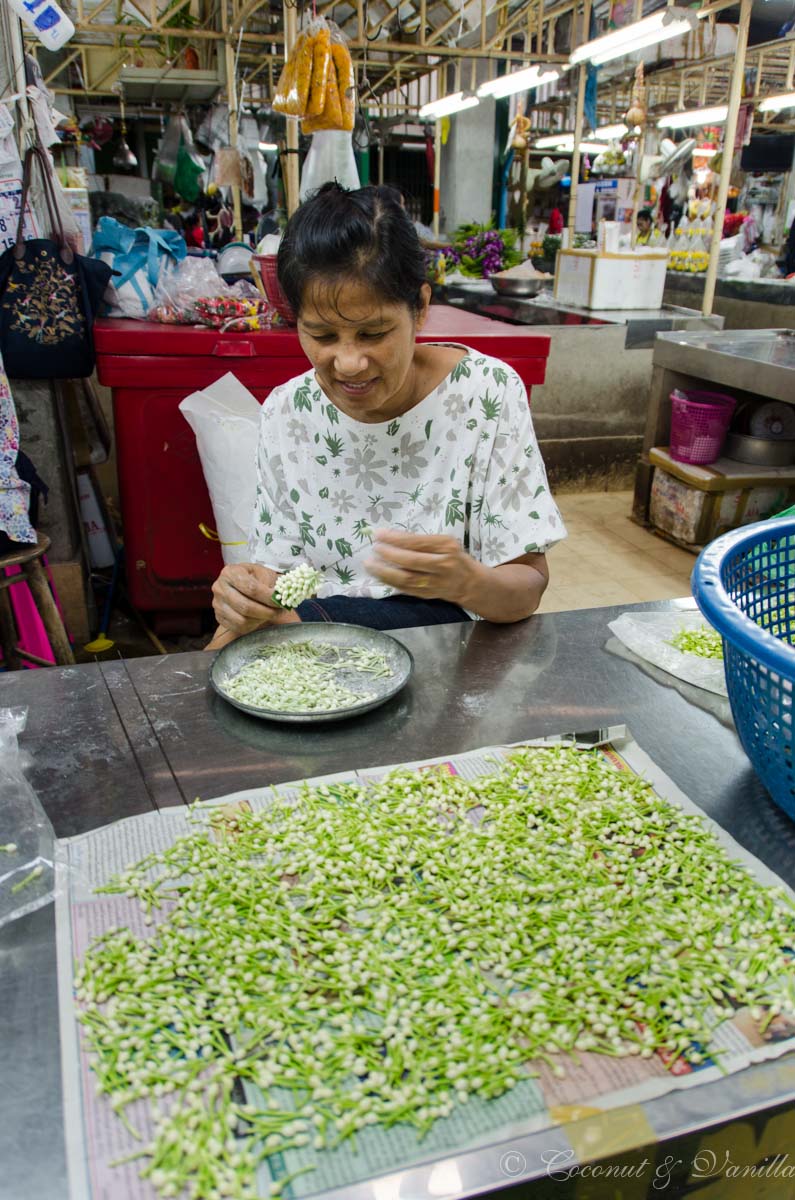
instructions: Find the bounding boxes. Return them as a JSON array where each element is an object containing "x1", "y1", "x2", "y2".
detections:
[{"x1": 210, "y1": 623, "x2": 414, "y2": 723}]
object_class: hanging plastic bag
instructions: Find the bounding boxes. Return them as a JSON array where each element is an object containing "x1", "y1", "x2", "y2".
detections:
[
  {"x1": 0, "y1": 707, "x2": 56, "y2": 929},
  {"x1": 330, "y1": 24, "x2": 356, "y2": 132},
  {"x1": 306, "y1": 23, "x2": 332, "y2": 117},
  {"x1": 212, "y1": 146, "x2": 244, "y2": 189},
  {"x1": 154, "y1": 113, "x2": 183, "y2": 185},
  {"x1": 299, "y1": 129, "x2": 360, "y2": 201},
  {"x1": 272, "y1": 29, "x2": 313, "y2": 118},
  {"x1": 301, "y1": 23, "x2": 355, "y2": 133}
]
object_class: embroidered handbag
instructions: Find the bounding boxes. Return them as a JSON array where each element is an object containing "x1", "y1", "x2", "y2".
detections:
[{"x1": 0, "y1": 145, "x2": 112, "y2": 380}]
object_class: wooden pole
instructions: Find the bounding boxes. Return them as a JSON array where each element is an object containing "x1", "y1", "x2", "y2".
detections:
[
  {"x1": 284, "y1": 0, "x2": 300, "y2": 215},
  {"x1": 433, "y1": 121, "x2": 441, "y2": 237},
  {"x1": 567, "y1": 0, "x2": 591, "y2": 237},
  {"x1": 702, "y1": 0, "x2": 751, "y2": 316},
  {"x1": 224, "y1": 36, "x2": 244, "y2": 241}
]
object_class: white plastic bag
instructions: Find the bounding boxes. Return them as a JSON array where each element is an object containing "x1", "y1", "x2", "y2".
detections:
[
  {"x1": 299, "y1": 129, "x2": 360, "y2": 201},
  {"x1": 179, "y1": 374, "x2": 260, "y2": 564},
  {"x1": 0, "y1": 707, "x2": 55, "y2": 928}
]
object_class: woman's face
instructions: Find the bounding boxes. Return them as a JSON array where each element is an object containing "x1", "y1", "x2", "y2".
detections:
[{"x1": 296, "y1": 277, "x2": 431, "y2": 422}]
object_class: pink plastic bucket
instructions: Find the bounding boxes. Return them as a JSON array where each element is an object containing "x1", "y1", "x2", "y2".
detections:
[{"x1": 669, "y1": 389, "x2": 736, "y2": 465}]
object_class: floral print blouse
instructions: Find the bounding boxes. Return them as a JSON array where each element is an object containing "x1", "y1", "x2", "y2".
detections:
[
  {"x1": 0, "y1": 349, "x2": 35, "y2": 545},
  {"x1": 248, "y1": 347, "x2": 566, "y2": 598}
]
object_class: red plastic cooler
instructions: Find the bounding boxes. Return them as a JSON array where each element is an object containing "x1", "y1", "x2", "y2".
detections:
[{"x1": 94, "y1": 309, "x2": 551, "y2": 616}]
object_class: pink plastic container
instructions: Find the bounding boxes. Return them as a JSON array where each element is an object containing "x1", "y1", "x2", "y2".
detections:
[{"x1": 669, "y1": 389, "x2": 736, "y2": 465}]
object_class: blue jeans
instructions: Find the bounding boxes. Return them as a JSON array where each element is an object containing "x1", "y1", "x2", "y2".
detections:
[{"x1": 295, "y1": 593, "x2": 471, "y2": 630}]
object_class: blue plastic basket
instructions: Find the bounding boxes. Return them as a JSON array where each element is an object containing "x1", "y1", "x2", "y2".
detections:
[{"x1": 692, "y1": 517, "x2": 795, "y2": 819}]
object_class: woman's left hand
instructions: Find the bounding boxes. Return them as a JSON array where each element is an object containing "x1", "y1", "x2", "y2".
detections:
[{"x1": 365, "y1": 530, "x2": 478, "y2": 605}]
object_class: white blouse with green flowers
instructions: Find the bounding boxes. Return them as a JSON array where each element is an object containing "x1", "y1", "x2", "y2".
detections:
[{"x1": 248, "y1": 346, "x2": 566, "y2": 599}]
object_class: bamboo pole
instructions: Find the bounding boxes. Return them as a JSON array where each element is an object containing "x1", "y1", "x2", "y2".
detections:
[
  {"x1": 284, "y1": 0, "x2": 300, "y2": 216},
  {"x1": 701, "y1": 0, "x2": 751, "y2": 317},
  {"x1": 433, "y1": 121, "x2": 441, "y2": 237},
  {"x1": 567, "y1": 0, "x2": 591, "y2": 237},
  {"x1": 223, "y1": 37, "x2": 244, "y2": 241}
]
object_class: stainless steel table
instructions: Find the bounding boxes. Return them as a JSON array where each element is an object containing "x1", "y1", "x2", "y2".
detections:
[{"x1": 3, "y1": 603, "x2": 795, "y2": 1200}]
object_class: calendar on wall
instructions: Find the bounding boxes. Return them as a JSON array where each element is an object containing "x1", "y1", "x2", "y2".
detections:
[{"x1": 0, "y1": 177, "x2": 40, "y2": 253}]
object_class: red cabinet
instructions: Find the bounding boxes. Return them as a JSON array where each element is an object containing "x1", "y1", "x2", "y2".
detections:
[{"x1": 94, "y1": 310, "x2": 550, "y2": 614}]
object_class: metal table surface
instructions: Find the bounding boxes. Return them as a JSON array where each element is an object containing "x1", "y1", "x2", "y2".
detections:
[
  {"x1": 3, "y1": 601, "x2": 795, "y2": 1200},
  {"x1": 436, "y1": 282, "x2": 722, "y2": 349}
]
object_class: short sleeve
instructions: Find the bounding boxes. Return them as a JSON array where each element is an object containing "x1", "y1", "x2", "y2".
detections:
[
  {"x1": 247, "y1": 392, "x2": 303, "y2": 571},
  {"x1": 472, "y1": 368, "x2": 566, "y2": 566}
]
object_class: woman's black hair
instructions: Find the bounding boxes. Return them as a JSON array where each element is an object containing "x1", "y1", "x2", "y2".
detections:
[{"x1": 277, "y1": 182, "x2": 427, "y2": 317}]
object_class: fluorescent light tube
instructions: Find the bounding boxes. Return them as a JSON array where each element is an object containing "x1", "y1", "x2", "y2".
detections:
[
  {"x1": 657, "y1": 105, "x2": 727, "y2": 129},
  {"x1": 419, "y1": 92, "x2": 479, "y2": 119},
  {"x1": 535, "y1": 131, "x2": 572, "y2": 148},
  {"x1": 533, "y1": 134, "x2": 609, "y2": 153},
  {"x1": 759, "y1": 92, "x2": 795, "y2": 113},
  {"x1": 258, "y1": 142, "x2": 278, "y2": 151},
  {"x1": 570, "y1": 7, "x2": 696, "y2": 67},
  {"x1": 594, "y1": 123, "x2": 628, "y2": 139},
  {"x1": 477, "y1": 65, "x2": 560, "y2": 99}
]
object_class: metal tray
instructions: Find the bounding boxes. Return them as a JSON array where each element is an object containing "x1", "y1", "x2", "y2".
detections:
[{"x1": 210, "y1": 622, "x2": 413, "y2": 723}]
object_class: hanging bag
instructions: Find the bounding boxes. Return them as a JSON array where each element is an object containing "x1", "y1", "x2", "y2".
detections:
[{"x1": 0, "y1": 146, "x2": 112, "y2": 380}]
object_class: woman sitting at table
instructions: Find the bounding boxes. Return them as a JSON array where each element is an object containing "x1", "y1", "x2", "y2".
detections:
[{"x1": 208, "y1": 183, "x2": 565, "y2": 648}]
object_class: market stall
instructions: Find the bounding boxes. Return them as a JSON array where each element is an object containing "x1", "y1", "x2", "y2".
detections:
[
  {"x1": 3, "y1": 1, "x2": 795, "y2": 1198},
  {"x1": 4, "y1": 599, "x2": 795, "y2": 1200}
]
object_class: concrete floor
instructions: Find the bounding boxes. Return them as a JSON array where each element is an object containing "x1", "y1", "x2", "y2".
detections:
[{"x1": 541, "y1": 490, "x2": 694, "y2": 614}]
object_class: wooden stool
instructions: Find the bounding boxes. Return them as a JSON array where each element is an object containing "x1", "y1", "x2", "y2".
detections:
[{"x1": 0, "y1": 534, "x2": 75, "y2": 669}]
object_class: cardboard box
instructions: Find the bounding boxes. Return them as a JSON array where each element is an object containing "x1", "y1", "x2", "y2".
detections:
[{"x1": 649, "y1": 447, "x2": 795, "y2": 550}]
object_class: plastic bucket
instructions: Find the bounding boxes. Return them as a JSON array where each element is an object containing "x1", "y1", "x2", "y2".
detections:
[
  {"x1": 251, "y1": 254, "x2": 296, "y2": 325},
  {"x1": 669, "y1": 389, "x2": 736, "y2": 465}
]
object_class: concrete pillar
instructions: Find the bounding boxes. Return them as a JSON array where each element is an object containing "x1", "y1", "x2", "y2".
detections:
[{"x1": 439, "y1": 92, "x2": 496, "y2": 233}]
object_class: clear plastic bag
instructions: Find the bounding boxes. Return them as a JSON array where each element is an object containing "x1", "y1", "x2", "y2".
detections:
[
  {"x1": 154, "y1": 113, "x2": 183, "y2": 185},
  {"x1": 150, "y1": 257, "x2": 272, "y2": 328},
  {"x1": 301, "y1": 23, "x2": 355, "y2": 133},
  {"x1": 607, "y1": 611, "x2": 727, "y2": 696},
  {"x1": 272, "y1": 29, "x2": 313, "y2": 117},
  {"x1": 307, "y1": 24, "x2": 332, "y2": 117},
  {"x1": 0, "y1": 707, "x2": 55, "y2": 928},
  {"x1": 331, "y1": 26, "x2": 356, "y2": 133},
  {"x1": 151, "y1": 255, "x2": 227, "y2": 322}
]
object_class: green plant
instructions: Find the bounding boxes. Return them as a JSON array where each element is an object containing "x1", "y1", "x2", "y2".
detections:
[{"x1": 451, "y1": 221, "x2": 522, "y2": 278}]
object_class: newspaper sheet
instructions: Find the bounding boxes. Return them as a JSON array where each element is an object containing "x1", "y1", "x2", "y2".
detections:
[{"x1": 56, "y1": 731, "x2": 795, "y2": 1200}]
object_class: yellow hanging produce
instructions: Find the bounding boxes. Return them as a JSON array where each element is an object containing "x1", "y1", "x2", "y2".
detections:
[
  {"x1": 302, "y1": 56, "x2": 345, "y2": 133},
  {"x1": 272, "y1": 47, "x2": 302, "y2": 117},
  {"x1": 306, "y1": 25, "x2": 332, "y2": 117},
  {"x1": 330, "y1": 38, "x2": 355, "y2": 132},
  {"x1": 272, "y1": 18, "x2": 355, "y2": 128}
]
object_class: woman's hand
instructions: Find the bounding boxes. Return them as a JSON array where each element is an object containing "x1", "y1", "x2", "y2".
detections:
[
  {"x1": 206, "y1": 563, "x2": 298, "y2": 651},
  {"x1": 365, "y1": 531, "x2": 478, "y2": 606},
  {"x1": 367, "y1": 531, "x2": 549, "y2": 623}
]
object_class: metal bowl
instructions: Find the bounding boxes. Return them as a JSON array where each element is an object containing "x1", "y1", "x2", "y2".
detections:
[
  {"x1": 724, "y1": 432, "x2": 795, "y2": 467},
  {"x1": 490, "y1": 275, "x2": 548, "y2": 298},
  {"x1": 210, "y1": 622, "x2": 414, "y2": 724}
]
